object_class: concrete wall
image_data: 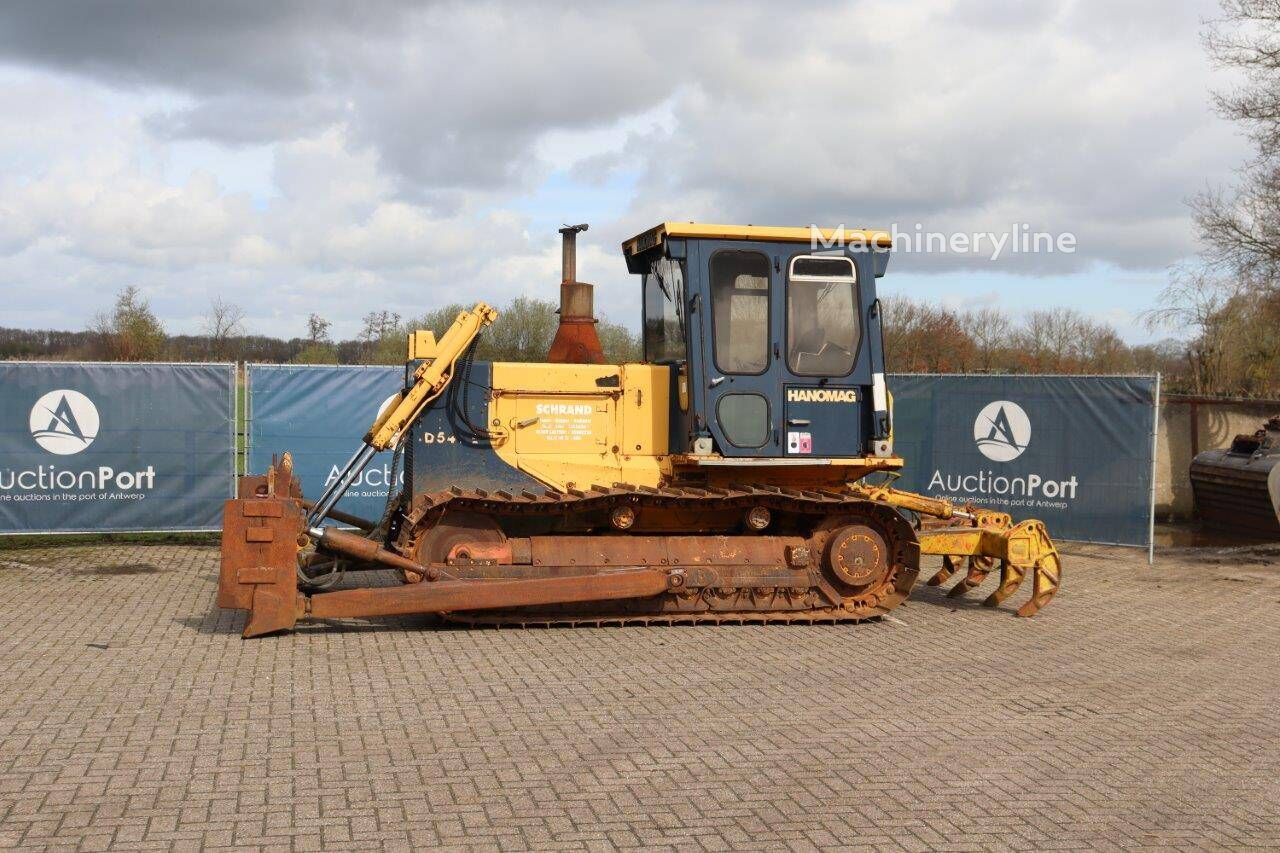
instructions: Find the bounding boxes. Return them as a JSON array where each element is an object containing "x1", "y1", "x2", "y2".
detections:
[{"x1": 1156, "y1": 395, "x2": 1280, "y2": 518}]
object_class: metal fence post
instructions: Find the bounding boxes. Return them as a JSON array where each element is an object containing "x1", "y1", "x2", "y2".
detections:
[{"x1": 1149, "y1": 373, "x2": 1161, "y2": 566}]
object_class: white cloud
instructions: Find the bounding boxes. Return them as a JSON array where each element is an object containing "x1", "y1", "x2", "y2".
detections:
[
  {"x1": 0, "y1": 0, "x2": 1256, "y2": 342},
  {"x1": 0, "y1": 90, "x2": 554, "y2": 336}
]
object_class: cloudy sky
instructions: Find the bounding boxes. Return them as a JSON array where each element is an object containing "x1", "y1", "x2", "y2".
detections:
[{"x1": 0, "y1": 0, "x2": 1248, "y2": 342}]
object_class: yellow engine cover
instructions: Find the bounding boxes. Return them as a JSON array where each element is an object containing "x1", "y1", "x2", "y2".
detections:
[{"x1": 488, "y1": 362, "x2": 670, "y2": 491}]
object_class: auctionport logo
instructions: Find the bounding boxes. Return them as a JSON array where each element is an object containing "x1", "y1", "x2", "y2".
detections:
[
  {"x1": 2, "y1": 388, "x2": 155, "y2": 500},
  {"x1": 974, "y1": 400, "x2": 1030, "y2": 462},
  {"x1": 929, "y1": 399, "x2": 1077, "y2": 507},
  {"x1": 29, "y1": 390, "x2": 99, "y2": 455}
]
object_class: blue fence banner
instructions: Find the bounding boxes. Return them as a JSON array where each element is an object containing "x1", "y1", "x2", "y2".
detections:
[
  {"x1": 888, "y1": 374, "x2": 1158, "y2": 546},
  {"x1": 0, "y1": 362, "x2": 235, "y2": 534},
  {"x1": 246, "y1": 366, "x2": 1156, "y2": 546},
  {"x1": 247, "y1": 364, "x2": 405, "y2": 524}
]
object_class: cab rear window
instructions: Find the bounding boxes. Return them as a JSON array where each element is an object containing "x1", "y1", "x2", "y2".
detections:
[{"x1": 642, "y1": 257, "x2": 686, "y2": 363}]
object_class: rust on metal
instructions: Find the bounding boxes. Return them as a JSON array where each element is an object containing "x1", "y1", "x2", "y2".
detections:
[
  {"x1": 527, "y1": 534, "x2": 804, "y2": 569},
  {"x1": 547, "y1": 223, "x2": 606, "y2": 364},
  {"x1": 826, "y1": 524, "x2": 888, "y2": 587},
  {"x1": 217, "y1": 493, "x2": 305, "y2": 638},
  {"x1": 745, "y1": 506, "x2": 771, "y2": 530},
  {"x1": 610, "y1": 505, "x2": 636, "y2": 530},
  {"x1": 219, "y1": 458, "x2": 1058, "y2": 635},
  {"x1": 313, "y1": 526, "x2": 436, "y2": 581},
  {"x1": 394, "y1": 486, "x2": 923, "y2": 625},
  {"x1": 445, "y1": 539, "x2": 518, "y2": 565},
  {"x1": 307, "y1": 568, "x2": 670, "y2": 620}
]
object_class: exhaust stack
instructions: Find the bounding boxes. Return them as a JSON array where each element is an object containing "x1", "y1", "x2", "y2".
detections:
[{"x1": 547, "y1": 223, "x2": 606, "y2": 364}]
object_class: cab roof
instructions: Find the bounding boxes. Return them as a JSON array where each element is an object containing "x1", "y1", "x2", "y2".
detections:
[{"x1": 622, "y1": 222, "x2": 893, "y2": 258}]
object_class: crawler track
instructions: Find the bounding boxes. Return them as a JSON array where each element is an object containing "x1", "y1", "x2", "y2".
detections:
[{"x1": 393, "y1": 483, "x2": 922, "y2": 626}]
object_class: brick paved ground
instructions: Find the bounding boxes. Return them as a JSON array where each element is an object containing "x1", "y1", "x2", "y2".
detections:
[{"x1": 0, "y1": 541, "x2": 1278, "y2": 851}]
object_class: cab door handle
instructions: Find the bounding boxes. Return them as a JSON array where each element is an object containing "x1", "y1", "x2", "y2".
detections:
[{"x1": 788, "y1": 418, "x2": 811, "y2": 426}]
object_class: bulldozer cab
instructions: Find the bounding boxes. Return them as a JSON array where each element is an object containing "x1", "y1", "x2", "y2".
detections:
[{"x1": 624, "y1": 223, "x2": 895, "y2": 461}]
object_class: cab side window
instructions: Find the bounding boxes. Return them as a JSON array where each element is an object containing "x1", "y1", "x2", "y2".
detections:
[{"x1": 710, "y1": 251, "x2": 770, "y2": 374}]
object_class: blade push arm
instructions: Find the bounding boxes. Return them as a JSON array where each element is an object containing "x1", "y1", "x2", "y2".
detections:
[{"x1": 305, "y1": 302, "x2": 497, "y2": 530}]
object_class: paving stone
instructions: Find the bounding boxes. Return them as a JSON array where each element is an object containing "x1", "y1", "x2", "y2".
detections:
[{"x1": 0, "y1": 542, "x2": 1277, "y2": 849}]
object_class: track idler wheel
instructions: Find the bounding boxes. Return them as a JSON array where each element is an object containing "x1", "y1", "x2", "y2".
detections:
[{"x1": 817, "y1": 508, "x2": 920, "y2": 618}]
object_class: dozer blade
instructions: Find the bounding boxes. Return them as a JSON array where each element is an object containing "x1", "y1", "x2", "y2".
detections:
[
  {"x1": 218, "y1": 494, "x2": 306, "y2": 638},
  {"x1": 916, "y1": 519, "x2": 1062, "y2": 617},
  {"x1": 219, "y1": 491, "x2": 679, "y2": 636}
]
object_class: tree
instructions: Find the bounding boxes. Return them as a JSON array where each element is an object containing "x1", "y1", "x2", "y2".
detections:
[
  {"x1": 962, "y1": 306, "x2": 1014, "y2": 372},
  {"x1": 1075, "y1": 319, "x2": 1130, "y2": 374},
  {"x1": 293, "y1": 313, "x2": 337, "y2": 364},
  {"x1": 480, "y1": 296, "x2": 558, "y2": 362},
  {"x1": 292, "y1": 344, "x2": 338, "y2": 364},
  {"x1": 1130, "y1": 339, "x2": 1189, "y2": 380},
  {"x1": 348, "y1": 308, "x2": 401, "y2": 361},
  {"x1": 1142, "y1": 3, "x2": 1280, "y2": 395},
  {"x1": 1192, "y1": 1, "x2": 1280, "y2": 281},
  {"x1": 306, "y1": 313, "x2": 332, "y2": 344},
  {"x1": 359, "y1": 310, "x2": 401, "y2": 341},
  {"x1": 357, "y1": 310, "x2": 404, "y2": 364},
  {"x1": 404, "y1": 303, "x2": 470, "y2": 351},
  {"x1": 203, "y1": 296, "x2": 246, "y2": 359},
  {"x1": 6, "y1": 290, "x2": 1217, "y2": 389},
  {"x1": 411, "y1": 297, "x2": 558, "y2": 362},
  {"x1": 404, "y1": 298, "x2": 641, "y2": 364},
  {"x1": 597, "y1": 317, "x2": 643, "y2": 363},
  {"x1": 882, "y1": 297, "x2": 976, "y2": 372},
  {"x1": 1013, "y1": 308, "x2": 1079, "y2": 372},
  {"x1": 1146, "y1": 265, "x2": 1243, "y2": 392},
  {"x1": 88, "y1": 286, "x2": 166, "y2": 361},
  {"x1": 1208, "y1": 287, "x2": 1280, "y2": 394}
]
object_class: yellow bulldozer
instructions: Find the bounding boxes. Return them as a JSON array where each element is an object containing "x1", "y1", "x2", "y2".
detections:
[{"x1": 219, "y1": 222, "x2": 1061, "y2": 637}]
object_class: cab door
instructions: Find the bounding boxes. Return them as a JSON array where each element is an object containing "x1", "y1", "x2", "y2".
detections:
[
  {"x1": 779, "y1": 254, "x2": 868, "y2": 457},
  {"x1": 696, "y1": 241, "x2": 786, "y2": 457}
]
